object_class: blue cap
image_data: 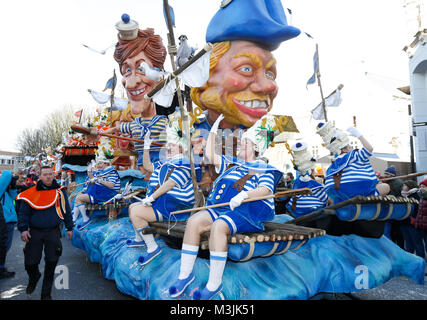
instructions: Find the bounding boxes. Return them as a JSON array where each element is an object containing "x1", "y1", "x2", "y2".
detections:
[
  {"x1": 206, "y1": 0, "x2": 301, "y2": 50},
  {"x1": 385, "y1": 167, "x2": 397, "y2": 176}
]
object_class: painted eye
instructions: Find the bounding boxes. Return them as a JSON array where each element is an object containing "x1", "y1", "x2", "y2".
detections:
[
  {"x1": 265, "y1": 71, "x2": 275, "y2": 79},
  {"x1": 240, "y1": 66, "x2": 252, "y2": 73},
  {"x1": 137, "y1": 63, "x2": 146, "y2": 73},
  {"x1": 124, "y1": 67, "x2": 131, "y2": 74}
]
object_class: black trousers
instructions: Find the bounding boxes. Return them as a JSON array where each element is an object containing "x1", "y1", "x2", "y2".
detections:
[{"x1": 24, "y1": 226, "x2": 63, "y2": 296}]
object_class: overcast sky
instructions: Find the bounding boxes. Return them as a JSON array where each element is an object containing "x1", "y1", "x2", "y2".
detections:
[{"x1": 0, "y1": 0, "x2": 423, "y2": 152}]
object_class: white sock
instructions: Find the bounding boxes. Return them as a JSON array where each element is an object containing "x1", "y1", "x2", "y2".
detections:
[
  {"x1": 134, "y1": 227, "x2": 143, "y2": 241},
  {"x1": 79, "y1": 204, "x2": 89, "y2": 222},
  {"x1": 178, "y1": 244, "x2": 199, "y2": 280},
  {"x1": 206, "y1": 251, "x2": 227, "y2": 292},
  {"x1": 72, "y1": 206, "x2": 80, "y2": 221},
  {"x1": 138, "y1": 227, "x2": 158, "y2": 253}
]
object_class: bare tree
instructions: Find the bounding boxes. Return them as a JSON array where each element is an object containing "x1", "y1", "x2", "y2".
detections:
[{"x1": 16, "y1": 105, "x2": 80, "y2": 155}]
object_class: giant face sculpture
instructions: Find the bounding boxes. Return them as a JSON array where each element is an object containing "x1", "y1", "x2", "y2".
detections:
[
  {"x1": 191, "y1": 41, "x2": 278, "y2": 128},
  {"x1": 120, "y1": 51, "x2": 158, "y2": 116},
  {"x1": 114, "y1": 28, "x2": 167, "y2": 116}
]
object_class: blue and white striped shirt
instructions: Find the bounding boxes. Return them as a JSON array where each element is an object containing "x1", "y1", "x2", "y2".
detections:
[
  {"x1": 324, "y1": 147, "x2": 378, "y2": 192},
  {"x1": 213, "y1": 156, "x2": 276, "y2": 209},
  {"x1": 120, "y1": 116, "x2": 167, "y2": 152},
  {"x1": 88, "y1": 166, "x2": 121, "y2": 192},
  {"x1": 286, "y1": 179, "x2": 328, "y2": 216},
  {"x1": 148, "y1": 158, "x2": 198, "y2": 205}
]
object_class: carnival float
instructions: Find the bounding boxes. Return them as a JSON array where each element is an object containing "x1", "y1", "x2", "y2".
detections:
[{"x1": 50, "y1": 0, "x2": 425, "y2": 300}]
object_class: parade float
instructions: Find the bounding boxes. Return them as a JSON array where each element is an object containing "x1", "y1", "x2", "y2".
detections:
[{"x1": 61, "y1": 0, "x2": 425, "y2": 300}]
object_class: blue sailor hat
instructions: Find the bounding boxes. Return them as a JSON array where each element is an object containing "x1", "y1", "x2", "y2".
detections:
[{"x1": 206, "y1": 0, "x2": 301, "y2": 50}]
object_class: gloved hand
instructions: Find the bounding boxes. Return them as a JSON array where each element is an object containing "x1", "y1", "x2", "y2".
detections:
[
  {"x1": 346, "y1": 127, "x2": 362, "y2": 138},
  {"x1": 90, "y1": 177, "x2": 98, "y2": 184},
  {"x1": 229, "y1": 191, "x2": 248, "y2": 211},
  {"x1": 144, "y1": 130, "x2": 152, "y2": 150},
  {"x1": 87, "y1": 163, "x2": 93, "y2": 173},
  {"x1": 141, "y1": 195, "x2": 155, "y2": 206},
  {"x1": 210, "y1": 114, "x2": 225, "y2": 135},
  {"x1": 113, "y1": 193, "x2": 123, "y2": 201}
]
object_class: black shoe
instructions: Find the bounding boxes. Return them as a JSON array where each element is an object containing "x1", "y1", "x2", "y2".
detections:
[
  {"x1": 41, "y1": 295, "x2": 52, "y2": 300},
  {"x1": 26, "y1": 272, "x2": 42, "y2": 294},
  {"x1": 0, "y1": 269, "x2": 16, "y2": 279}
]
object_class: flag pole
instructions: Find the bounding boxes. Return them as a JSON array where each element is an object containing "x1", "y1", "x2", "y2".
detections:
[
  {"x1": 109, "y1": 69, "x2": 117, "y2": 127},
  {"x1": 163, "y1": 0, "x2": 204, "y2": 208},
  {"x1": 315, "y1": 43, "x2": 328, "y2": 122},
  {"x1": 78, "y1": 109, "x2": 83, "y2": 124}
]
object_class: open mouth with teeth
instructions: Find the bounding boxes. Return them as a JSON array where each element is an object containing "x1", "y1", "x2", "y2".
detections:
[
  {"x1": 231, "y1": 98, "x2": 269, "y2": 119},
  {"x1": 128, "y1": 87, "x2": 148, "y2": 98}
]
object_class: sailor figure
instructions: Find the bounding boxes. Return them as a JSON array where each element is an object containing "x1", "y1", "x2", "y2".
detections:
[
  {"x1": 72, "y1": 139, "x2": 121, "y2": 231},
  {"x1": 169, "y1": 114, "x2": 283, "y2": 300},
  {"x1": 125, "y1": 118, "x2": 202, "y2": 266},
  {"x1": 103, "y1": 14, "x2": 169, "y2": 174},
  {"x1": 316, "y1": 122, "x2": 390, "y2": 205},
  {"x1": 285, "y1": 142, "x2": 328, "y2": 218}
]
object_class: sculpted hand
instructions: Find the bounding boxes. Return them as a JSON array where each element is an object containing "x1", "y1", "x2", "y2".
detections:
[
  {"x1": 90, "y1": 177, "x2": 98, "y2": 184},
  {"x1": 229, "y1": 191, "x2": 248, "y2": 211},
  {"x1": 346, "y1": 127, "x2": 362, "y2": 138},
  {"x1": 142, "y1": 195, "x2": 155, "y2": 206},
  {"x1": 210, "y1": 114, "x2": 225, "y2": 135}
]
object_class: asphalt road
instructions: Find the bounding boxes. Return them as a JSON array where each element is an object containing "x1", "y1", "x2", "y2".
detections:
[
  {"x1": 0, "y1": 226, "x2": 134, "y2": 300},
  {"x1": 1, "y1": 226, "x2": 426, "y2": 300}
]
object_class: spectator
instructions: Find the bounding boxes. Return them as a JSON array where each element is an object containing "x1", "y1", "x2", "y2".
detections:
[
  {"x1": 415, "y1": 179, "x2": 427, "y2": 259},
  {"x1": 384, "y1": 166, "x2": 404, "y2": 197},
  {"x1": 400, "y1": 180, "x2": 424, "y2": 258},
  {"x1": 0, "y1": 170, "x2": 18, "y2": 279},
  {"x1": 17, "y1": 166, "x2": 73, "y2": 299},
  {"x1": 383, "y1": 166, "x2": 405, "y2": 249},
  {"x1": 285, "y1": 172, "x2": 294, "y2": 189}
]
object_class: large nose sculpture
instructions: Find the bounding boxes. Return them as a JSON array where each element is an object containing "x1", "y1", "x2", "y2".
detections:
[
  {"x1": 125, "y1": 71, "x2": 142, "y2": 90},
  {"x1": 250, "y1": 71, "x2": 277, "y2": 95}
]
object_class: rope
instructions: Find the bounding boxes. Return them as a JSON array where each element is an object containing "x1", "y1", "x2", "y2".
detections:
[
  {"x1": 369, "y1": 203, "x2": 382, "y2": 221},
  {"x1": 275, "y1": 240, "x2": 292, "y2": 255},
  {"x1": 290, "y1": 240, "x2": 307, "y2": 251},
  {"x1": 261, "y1": 243, "x2": 279, "y2": 257},
  {"x1": 348, "y1": 204, "x2": 362, "y2": 222},
  {"x1": 239, "y1": 238, "x2": 256, "y2": 262},
  {"x1": 379, "y1": 204, "x2": 394, "y2": 221}
]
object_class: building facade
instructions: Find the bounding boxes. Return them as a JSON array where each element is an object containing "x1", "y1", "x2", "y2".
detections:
[{"x1": 0, "y1": 151, "x2": 25, "y2": 172}]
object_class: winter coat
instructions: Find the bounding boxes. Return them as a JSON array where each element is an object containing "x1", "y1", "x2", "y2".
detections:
[
  {"x1": 415, "y1": 190, "x2": 427, "y2": 230},
  {"x1": 0, "y1": 170, "x2": 17, "y2": 224}
]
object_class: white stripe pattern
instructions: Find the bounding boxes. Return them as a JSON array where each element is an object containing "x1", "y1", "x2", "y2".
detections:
[{"x1": 325, "y1": 148, "x2": 377, "y2": 190}]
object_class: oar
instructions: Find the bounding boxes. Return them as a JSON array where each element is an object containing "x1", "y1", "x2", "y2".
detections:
[
  {"x1": 70, "y1": 124, "x2": 165, "y2": 147},
  {"x1": 169, "y1": 188, "x2": 312, "y2": 216},
  {"x1": 380, "y1": 171, "x2": 427, "y2": 182}
]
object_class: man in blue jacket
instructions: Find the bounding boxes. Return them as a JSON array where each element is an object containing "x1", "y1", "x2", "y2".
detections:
[
  {"x1": 0, "y1": 170, "x2": 18, "y2": 279},
  {"x1": 17, "y1": 166, "x2": 73, "y2": 300}
]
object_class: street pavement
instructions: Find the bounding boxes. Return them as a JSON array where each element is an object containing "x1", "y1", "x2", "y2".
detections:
[
  {"x1": 1, "y1": 226, "x2": 426, "y2": 300},
  {"x1": 0, "y1": 226, "x2": 134, "y2": 300}
]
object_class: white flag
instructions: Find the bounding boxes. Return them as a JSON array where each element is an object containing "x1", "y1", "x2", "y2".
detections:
[
  {"x1": 311, "y1": 88, "x2": 342, "y2": 120},
  {"x1": 152, "y1": 51, "x2": 211, "y2": 107},
  {"x1": 324, "y1": 88, "x2": 342, "y2": 107}
]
